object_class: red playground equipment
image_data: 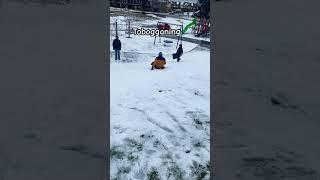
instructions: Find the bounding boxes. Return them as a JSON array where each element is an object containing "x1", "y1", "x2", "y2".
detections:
[
  {"x1": 193, "y1": 17, "x2": 210, "y2": 37},
  {"x1": 154, "y1": 21, "x2": 183, "y2": 48},
  {"x1": 157, "y1": 22, "x2": 171, "y2": 31}
]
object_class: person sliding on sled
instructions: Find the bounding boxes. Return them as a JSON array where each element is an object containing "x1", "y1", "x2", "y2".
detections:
[
  {"x1": 112, "y1": 36, "x2": 121, "y2": 61},
  {"x1": 173, "y1": 44, "x2": 183, "y2": 62},
  {"x1": 151, "y1": 52, "x2": 166, "y2": 70}
]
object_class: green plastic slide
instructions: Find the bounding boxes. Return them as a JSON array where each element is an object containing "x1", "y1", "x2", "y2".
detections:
[{"x1": 182, "y1": 17, "x2": 197, "y2": 34}]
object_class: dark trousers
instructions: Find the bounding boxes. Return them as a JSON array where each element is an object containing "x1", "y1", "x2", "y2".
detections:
[
  {"x1": 114, "y1": 49, "x2": 120, "y2": 60},
  {"x1": 173, "y1": 53, "x2": 181, "y2": 60}
]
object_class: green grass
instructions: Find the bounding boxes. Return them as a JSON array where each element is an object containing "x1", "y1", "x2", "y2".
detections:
[
  {"x1": 124, "y1": 138, "x2": 143, "y2": 151},
  {"x1": 190, "y1": 161, "x2": 210, "y2": 180},
  {"x1": 127, "y1": 153, "x2": 138, "y2": 162},
  {"x1": 110, "y1": 146, "x2": 125, "y2": 160},
  {"x1": 117, "y1": 166, "x2": 131, "y2": 174},
  {"x1": 147, "y1": 167, "x2": 161, "y2": 180},
  {"x1": 167, "y1": 163, "x2": 185, "y2": 180}
]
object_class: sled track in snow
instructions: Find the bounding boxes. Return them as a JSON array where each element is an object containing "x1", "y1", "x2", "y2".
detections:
[
  {"x1": 129, "y1": 107, "x2": 174, "y2": 133},
  {"x1": 165, "y1": 111, "x2": 187, "y2": 132}
]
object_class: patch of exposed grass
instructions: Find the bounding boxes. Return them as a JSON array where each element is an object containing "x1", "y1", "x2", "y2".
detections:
[
  {"x1": 192, "y1": 140, "x2": 206, "y2": 149},
  {"x1": 110, "y1": 146, "x2": 125, "y2": 160},
  {"x1": 190, "y1": 161, "x2": 210, "y2": 180},
  {"x1": 167, "y1": 163, "x2": 185, "y2": 180},
  {"x1": 153, "y1": 139, "x2": 161, "y2": 148},
  {"x1": 124, "y1": 138, "x2": 143, "y2": 151},
  {"x1": 127, "y1": 153, "x2": 138, "y2": 162},
  {"x1": 147, "y1": 167, "x2": 161, "y2": 180},
  {"x1": 186, "y1": 111, "x2": 210, "y2": 130},
  {"x1": 117, "y1": 166, "x2": 131, "y2": 174}
]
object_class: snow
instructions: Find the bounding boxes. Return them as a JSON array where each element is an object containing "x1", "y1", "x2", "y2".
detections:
[
  {"x1": 146, "y1": 13, "x2": 159, "y2": 19},
  {"x1": 110, "y1": 33, "x2": 198, "y2": 55},
  {"x1": 110, "y1": 12, "x2": 210, "y2": 180}
]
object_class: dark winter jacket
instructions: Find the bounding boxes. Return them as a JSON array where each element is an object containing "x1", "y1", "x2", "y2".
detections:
[
  {"x1": 156, "y1": 55, "x2": 166, "y2": 61},
  {"x1": 176, "y1": 46, "x2": 183, "y2": 56},
  {"x1": 113, "y1": 39, "x2": 121, "y2": 50}
]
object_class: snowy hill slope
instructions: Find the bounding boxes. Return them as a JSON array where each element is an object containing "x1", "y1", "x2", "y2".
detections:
[
  {"x1": 110, "y1": 11, "x2": 210, "y2": 179},
  {"x1": 110, "y1": 46, "x2": 210, "y2": 179}
]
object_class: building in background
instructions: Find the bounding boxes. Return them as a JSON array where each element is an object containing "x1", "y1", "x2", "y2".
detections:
[
  {"x1": 149, "y1": 0, "x2": 171, "y2": 12},
  {"x1": 198, "y1": 0, "x2": 209, "y2": 18},
  {"x1": 110, "y1": 0, "x2": 171, "y2": 12},
  {"x1": 110, "y1": 0, "x2": 209, "y2": 16},
  {"x1": 110, "y1": 0, "x2": 148, "y2": 10}
]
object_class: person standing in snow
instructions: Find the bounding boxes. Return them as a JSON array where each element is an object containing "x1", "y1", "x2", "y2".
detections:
[
  {"x1": 151, "y1": 52, "x2": 166, "y2": 70},
  {"x1": 112, "y1": 36, "x2": 121, "y2": 61},
  {"x1": 173, "y1": 44, "x2": 183, "y2": 62}
]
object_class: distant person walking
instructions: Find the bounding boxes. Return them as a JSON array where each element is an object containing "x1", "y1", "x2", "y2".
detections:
[
  {"x1": 151, "y1": 52, "x2": 166, "y2": 70},
  {"x1": 112, "y1": 36, "x2": 121, "y2": 61},
  {"x1": 173, "y1": 44, "x2": 183, "y2": 62}
]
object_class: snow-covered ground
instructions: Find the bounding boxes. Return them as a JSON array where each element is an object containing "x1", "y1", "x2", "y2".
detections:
[
  {"x1": 109, "y1": 32, "x2": 198, "y2": 55},
  {"x1": 110, "y1": 12, "x2": 210, "y2": 180}
]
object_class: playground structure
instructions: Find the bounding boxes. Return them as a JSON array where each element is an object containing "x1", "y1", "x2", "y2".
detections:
[
  {"x1": 110, "y1": 16, "x2": 209, "y2": 44},
  {"x1": 110, "y1": 8, "x2": 137, "y2": 38},
  {"x1": 111, "y1": 18, "x2": 135, "y2": 38},
  {"x1": 154, "y1": 21, "x2": 183, "y2": 49},
  {"x1": 125, "y1": 18, "x2": 134, "y2": 38},
  {"x1": 182, "y1": 17, "x2": 210, "y2": 38},
  {"x1": 157, "y1": 22, "x2": 171, "y2": 31},
  {"x1": 193, "y1": 17, "x2": 210, "y2": 37},
  {"x1": 110, "y1": 8, "x2": 211, "y2": 56}
]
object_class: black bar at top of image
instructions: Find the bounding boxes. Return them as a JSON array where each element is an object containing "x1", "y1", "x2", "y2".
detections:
[{"x1": 0, "y1": 0, "x2": 108, "y2": 179}]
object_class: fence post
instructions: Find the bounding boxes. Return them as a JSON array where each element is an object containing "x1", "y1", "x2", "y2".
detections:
[
  {"x1": 128, "y1": 20, "x2": 131, "y2": 38},
  {"x1": 115, "y1": 21, "x2": 118, "y2": 37},
  {"x1": 181, "y1": 24, "x2": 183, "y2": 46}
]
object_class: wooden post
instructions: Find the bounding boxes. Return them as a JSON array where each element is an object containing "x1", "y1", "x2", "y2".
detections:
[
  {"x1": 181, "y1": 24, "x2": 183, "y2": 46},
  {"x1": 128, "y1": 20, "x2": 131, "y2": 38},
  {"x1": 176, "y1": 24, "x2": 182, "y2": 49},
  {"x1": 116, "y1": 21, "x2": 119, "y2": 37},
  {"x1": 176, "y1": 33, "x2": 179, "y2": 49}
]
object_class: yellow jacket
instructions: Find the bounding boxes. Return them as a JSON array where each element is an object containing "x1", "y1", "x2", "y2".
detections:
[{"x1": 151, "y1": 58, "x2": 166, "y2": 69}]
